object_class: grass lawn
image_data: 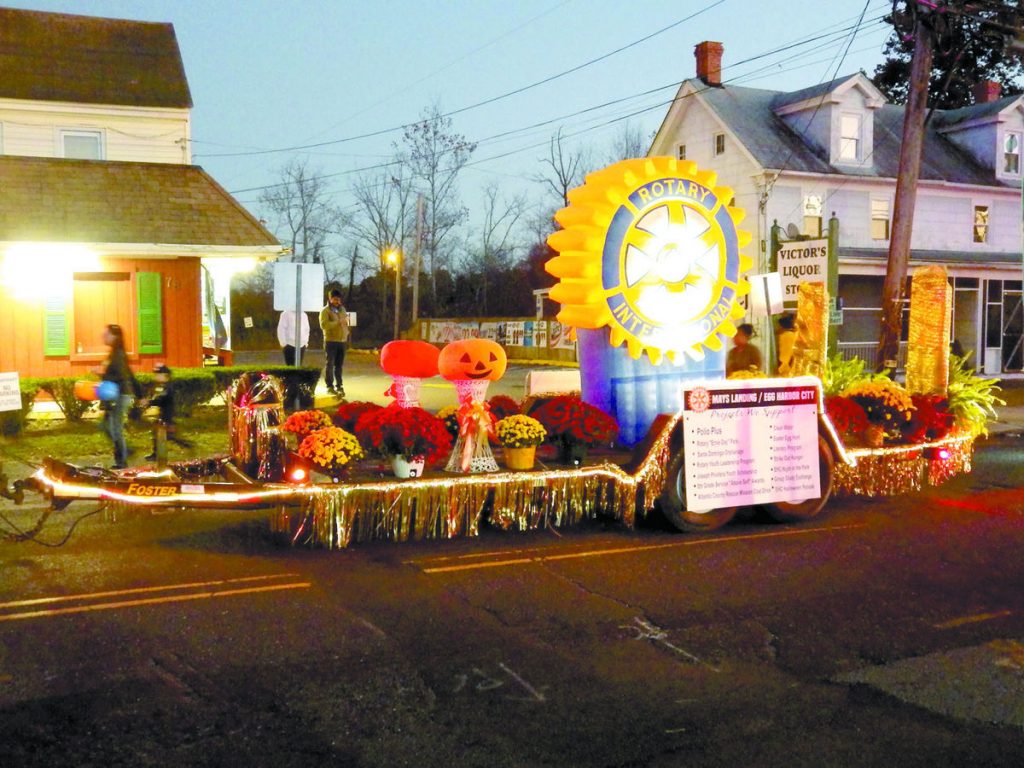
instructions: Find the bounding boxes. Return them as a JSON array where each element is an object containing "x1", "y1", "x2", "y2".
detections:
[{"x1": 1, "y1": 406, "x2": 235, "y2": 473}]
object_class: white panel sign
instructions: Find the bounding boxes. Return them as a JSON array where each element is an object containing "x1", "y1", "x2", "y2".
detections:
[
  {"x1": 273, "y1": 262, "x2": 326, "y2": 312},
  {"x1": 681, "y1": 377, "x2": 821, "y2": 509},
  {"x1": 0, "y1": 372, "x2": 21, "y2": 413},
  {"x1": 747, "y1": 272, "x2": 784, "y2": 318},
  {"x1": 777, "y1": 238, "x2": 828, "y2": 305}
]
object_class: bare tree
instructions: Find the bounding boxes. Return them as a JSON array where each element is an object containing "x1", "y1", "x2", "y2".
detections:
[
  {"x1": 605, "y1": 121, "x2": 649, "y2": 163},
  {"x1": 532, "y1": 127, "x2": 589, "y2": 209},
  {"x1": 465, "y1": 183, "x2": 527, "y2": 314},
  {"x1": 258, "y1": 158, "x2": 344, "y2": 265},
  {"x1": 398, "y1": 103, "x2": 476, "y2": 312}
]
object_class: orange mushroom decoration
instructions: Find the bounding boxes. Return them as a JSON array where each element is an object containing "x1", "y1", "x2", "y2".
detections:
[
  {"x1": 438, "y1": 338, "x2": 508, "y2": 473},
  {"x1": 379, "y1": 340, "x2": 440, "y2": 408}
]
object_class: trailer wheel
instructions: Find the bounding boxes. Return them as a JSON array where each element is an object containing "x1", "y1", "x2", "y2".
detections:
[
  {"x1": 657, "y1": 451, "x2": 737, "y2": 532},
  {"x1": 761, "y1": 436, "x2": 835, "y2": 523}
]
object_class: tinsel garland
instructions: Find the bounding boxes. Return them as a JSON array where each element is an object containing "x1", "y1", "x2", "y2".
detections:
[
  {"x1": 273, "y1": 413, "x2": 678, "y2": 549},
  {"x1": 906, "y1": 266, "x2": 952, "y2": 395},
  {"x1": 833, "y1": 433, "x2": 974, "y2": 497}
]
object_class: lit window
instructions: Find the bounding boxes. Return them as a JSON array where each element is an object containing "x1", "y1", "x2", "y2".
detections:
[
  {"x1": 1004, "y1": 132, "x2": 1020, "y2": 174},
  {"x1": 871, "y1": 199, "x2": 890, "y2": 240},
  {"x1": 973, "y1": 205, "x2": 989, "y2": 243},
  {"x1": 714, "y1": 133, "x2": 725, "y2": 156},
  {"x1": 677, "y1": 144, "x2": 686, "y2": 160},
  {"x1": 803, "y1": 194, "x2": 822, "y2": 237},
  {"x1": 61, "y1": 129, "x2": 103, "y2": 160},
  {"x1": 839, "y1": 114, "x2": 861, "y2": 161}
]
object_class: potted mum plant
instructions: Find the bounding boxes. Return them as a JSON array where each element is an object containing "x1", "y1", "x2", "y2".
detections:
[
  {"x1": 495, "y1": 414, "x2": 546, "y2": 470},
  {"x1": 281, "y1": 409, "x2": 334, "y2": 446},
  {"x1": 529, "y1": 395, "x2": 618, "y2": 466},
  {"x1": 354, "y1": 403, "x2": 453, "y2": 478},
  {"x1": 297, "y1": 426, "x2": 364, "y2": 481}
]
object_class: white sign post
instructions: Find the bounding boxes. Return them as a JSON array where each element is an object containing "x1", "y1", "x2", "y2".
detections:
[
  {"x1": 0, "y1": 372, "x2": 21, "y2": 413},
  {"x1": 680, "y1": 376, "x2": 821, "y2": 509},
  {"x1": 273, "y1": 262, "x2": 326, "y2": 367},
  {"x1": 777, "y1": 238, "x2": 828, "y2": 307}
]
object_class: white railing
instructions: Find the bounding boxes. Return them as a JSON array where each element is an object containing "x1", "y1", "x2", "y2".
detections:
[{"x1": 836, "y1": 341, "x2": 908, "y2": 371}]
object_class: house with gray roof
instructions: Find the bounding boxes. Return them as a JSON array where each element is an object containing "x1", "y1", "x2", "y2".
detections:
[
  {"x1": 650, "y1": 41, "x2": 1023, "y2": 374},
  {"x1": 0, "y1": 7, "x2": 281, "y2": 378}
]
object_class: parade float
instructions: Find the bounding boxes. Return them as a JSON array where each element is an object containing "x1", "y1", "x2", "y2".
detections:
[{"x1": 17, "y1": 158, "x2": 999, "y2": 548}]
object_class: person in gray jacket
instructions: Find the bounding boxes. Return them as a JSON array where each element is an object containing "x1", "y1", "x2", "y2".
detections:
[{"x1": 319, "y1": 289, "x2": 351, "y2": 397}]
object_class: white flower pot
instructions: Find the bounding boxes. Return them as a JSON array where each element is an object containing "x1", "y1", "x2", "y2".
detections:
[{"x1": 391, "y1": 455, "x2": 425, "y2": 478}]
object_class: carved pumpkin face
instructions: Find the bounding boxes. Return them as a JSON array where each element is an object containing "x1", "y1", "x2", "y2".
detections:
[{"x1": 439, "y1": 339, "x2": 508, "y2": 382}]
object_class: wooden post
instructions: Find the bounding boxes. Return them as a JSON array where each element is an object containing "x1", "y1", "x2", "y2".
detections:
[{"x1": 877, "y1": 12, "x2": 934, "y2": 372}]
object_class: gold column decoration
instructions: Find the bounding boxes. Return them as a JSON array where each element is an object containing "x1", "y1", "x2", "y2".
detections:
[
  {"x1": 789, "y1": 282, "x2": 828, "y2": 380},
  {"x1": 905, "y1": 266, "x2": 952, "y2": 395}
]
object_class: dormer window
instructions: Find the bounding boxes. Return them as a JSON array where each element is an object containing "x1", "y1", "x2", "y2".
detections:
[
  {"x1": 839, "y1": 114, "x2": 862, "y2": 161},
  {"x1": 973, "y1": 205, "x2": 989, "y2": 244},
  {"x1": 1004, "y1": 132, "x2": 1020, "y2": 174}
]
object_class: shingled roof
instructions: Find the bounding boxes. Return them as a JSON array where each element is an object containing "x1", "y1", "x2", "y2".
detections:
[
  {"x1": 0, "y1": 156, "x2": 278, "y2": 248},
  {"x1": 0, "y1": 7, "x2": 192, "y2": 108},
  {"x1": 692, "y1": 77, "x2": 1021, "y2": 187}
]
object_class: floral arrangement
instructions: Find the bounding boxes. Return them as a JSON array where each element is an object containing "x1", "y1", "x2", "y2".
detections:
[
  {"x1": 334, "y1": 401, "x2": 382, "y2": 433},
  {"x1": 298, "y1": 426, "x2": 364, "y2": 475},
  {"x1": 727, "y1": 367, "x2": 766, "y2": 380},
  {"x1": 488, "y1": 394, "x2": 521, "y2": 420},
  {"x1": 947, "y1": 353, "x2": 1003, "y2": 437},
  {"x1": 841, "y1": 379, "x2": 914, "y2": 439},
  {"x1": 823, "y1": 353, "x2": 891, "y2": 397},
  {"x1": 530, "y1": 395, "x2": 618, "y2": 447},
  {"x1": 281, "y1": 409, "x2": 334, "y2": 442},
  {"x1": 354, "y1": 403, "x2": 453, "y2": 464},
  {"x1": 495, "y1": 415, "x2": 546, "y2": 448},
  {"x1": 901, "y1": 394, "x2": 954, "y2": 443},
  {"x1": 824, "y1": 395, "x2": 869, "y2": 437},
  {"x1": 436, "y1": 405, "x2": 460, "y2": 440}
]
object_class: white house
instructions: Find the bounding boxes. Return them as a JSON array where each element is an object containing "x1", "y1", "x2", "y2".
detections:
[
  {"x1": 0, "y1": 7, "x2": 280, "y2": 377},
  {"x1": 650, "y1": 41, "x2": 1023, "y2": 375}
]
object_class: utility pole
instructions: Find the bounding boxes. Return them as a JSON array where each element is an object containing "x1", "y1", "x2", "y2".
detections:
[
  {"x1": 411, "y1": 193, "x2": 424, "y2": 324},
  {"x1": 877, "y1": 3, "x2": 935, "y2": 371}
]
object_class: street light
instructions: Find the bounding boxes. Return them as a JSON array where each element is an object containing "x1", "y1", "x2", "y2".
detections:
[{"x1": 384, "y1": 248, "x2": 401, "y2": 340}]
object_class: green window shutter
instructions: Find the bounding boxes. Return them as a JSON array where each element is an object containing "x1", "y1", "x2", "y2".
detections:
[
  {"x1": 136, "y1": 272, "x2": 163, "y2": 354},
  {"x1": 43, "y1": 295, "x2": 70, "y2": 356}
]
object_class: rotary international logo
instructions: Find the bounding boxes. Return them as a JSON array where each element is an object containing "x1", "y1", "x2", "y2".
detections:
[
  {"x1": 545, "y1": 157, "x2": 752, "y2": 364},
  {"x1": 687, "y1": 387, "x2": 710, "y2": 413}
]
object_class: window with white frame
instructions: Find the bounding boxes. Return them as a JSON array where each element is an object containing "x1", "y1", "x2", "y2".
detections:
[
  {"x1": 973, "y1": 205, "x2": 989, "y2": 244},
  {"x1": 871, "y1": 199, "x2": 890, "y2": 240},
  {"x1": 839, "y1": 114, "x2": 861, "y2": 161},
  {"x1": 676, "y1": 143, "x2": 686, "y2": 160},
  {"x1": 60, "y1": 129, "x2": 103, "y2": 160},
  {"x1": 713, "y1": 133, "x2": 725, "y2": 156},
  {"x1": 1004, "y1": 132, "x2": 1020, "y2": 174}
]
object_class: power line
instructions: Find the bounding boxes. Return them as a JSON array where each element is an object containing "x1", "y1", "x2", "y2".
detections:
[
  {"x1": 227, "y1": 9, "x2": 888, "y2": 197},
  {"x1": 197, "y1": 0, "x2": 727, "y2": 159}
]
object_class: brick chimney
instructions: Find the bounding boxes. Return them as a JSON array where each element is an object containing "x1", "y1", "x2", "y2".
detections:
[
  {"x1": 694, "y1": 41, "x2": 724, "y2": 86},
  {"x1": 972, "y1": 79, "x2": 1002, "y2": 104}
]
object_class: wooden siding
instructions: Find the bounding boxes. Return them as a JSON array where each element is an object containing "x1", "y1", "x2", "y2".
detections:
[
  {"x1": 0, "y1": 256, "x2": 202, "y2": 378},
  {"x1": 0, "y1": 101, "x2": 190, "y2": 164}
]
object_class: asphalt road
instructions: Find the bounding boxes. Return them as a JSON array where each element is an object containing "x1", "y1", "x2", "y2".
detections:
[{"x1": 0, "y1": 436, "x2": 1022, "y2": 767}]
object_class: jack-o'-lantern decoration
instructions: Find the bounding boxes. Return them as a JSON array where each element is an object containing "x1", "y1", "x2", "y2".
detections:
[
  {"x1": 438, "y1": 338, "x2": 508, "y2": 382},
  {"x1": 380, "y1": 340, "x2": 440, "y2": 408},
  {"x1": 439, "y1": 338, "x2": 508, "y2": 473}
]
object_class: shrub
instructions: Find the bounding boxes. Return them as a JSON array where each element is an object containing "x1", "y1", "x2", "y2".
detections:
[
  {"x1": 947, "y1": 353, "x2": 1003, "y2": 437},
  {"x1": 37, "y1": 377, "x2": 93, "y2": 422},
  {"x1": 0, "y1": 377, "x2": 40, "y2": 437}
]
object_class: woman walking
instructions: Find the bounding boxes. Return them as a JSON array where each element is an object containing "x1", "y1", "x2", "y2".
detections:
[{"x1": 99, "y1": 324, "x2": 136, "y2": 468}]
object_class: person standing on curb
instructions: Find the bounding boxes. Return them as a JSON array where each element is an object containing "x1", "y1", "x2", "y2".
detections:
[
  {"x1": 277, "y1": 309, "x2": 309, "y2": 366},
  {"x1": 319, "y1": 289, "x2": 351, "y2": 397},
  {"x1": 98, "y1": 323, "x2": 137, "y2": 468}
]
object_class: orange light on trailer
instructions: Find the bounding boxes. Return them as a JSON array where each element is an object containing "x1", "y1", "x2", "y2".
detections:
[{"x1": 289, "y1": 466, "x2": 308, "y2": 483}]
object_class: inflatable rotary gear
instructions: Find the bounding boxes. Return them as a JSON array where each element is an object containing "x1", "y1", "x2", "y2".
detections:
[{"x1": 545, "y1": 157, "x2": 753, "y2": 364}]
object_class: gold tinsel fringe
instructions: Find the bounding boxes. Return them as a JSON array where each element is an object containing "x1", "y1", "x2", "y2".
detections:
[{"x1": 833, "y1": 434, "x2": 974, "y2": 497}]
